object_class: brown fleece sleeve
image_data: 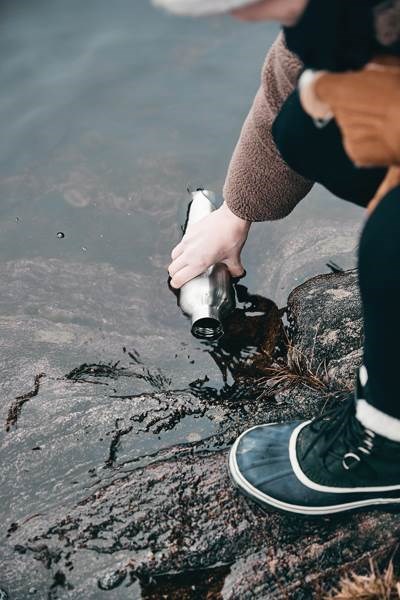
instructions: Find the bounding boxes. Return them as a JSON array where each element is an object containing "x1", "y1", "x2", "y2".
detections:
[{"x1": 223, "y1": 32, "x2": 314, "y2": 222}]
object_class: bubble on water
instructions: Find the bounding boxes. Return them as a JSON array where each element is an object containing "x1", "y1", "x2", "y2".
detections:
[
  {"x1": 56, "y1": 232, "x2": 65, "y2": 239},
  {"x1": 99, "y1": 234, "x2": 104, "y2": 238},
  {"x1": 81, "y1": 246, "x2": 87, "y2": 252}
]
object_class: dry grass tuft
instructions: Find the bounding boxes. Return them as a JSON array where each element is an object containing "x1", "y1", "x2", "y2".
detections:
[
  {"x1": 254, "y1": 324, "x2": 330, "y2": 400},
  {"x1": 326, "y1": 561, "x2": 400, "y2": 600},
  {"x1": 255, "y1": 342, "x2": 329, "y2": 400}
]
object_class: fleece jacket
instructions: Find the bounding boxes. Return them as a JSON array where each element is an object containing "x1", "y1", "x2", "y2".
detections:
[{"x1": 223, "y1": 1, "x2": 400, "y2": 222}]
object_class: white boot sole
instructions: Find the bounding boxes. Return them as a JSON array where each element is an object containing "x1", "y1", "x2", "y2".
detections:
[{"x1": 229, "y1": 424, "x2": 400, "y2": 516}]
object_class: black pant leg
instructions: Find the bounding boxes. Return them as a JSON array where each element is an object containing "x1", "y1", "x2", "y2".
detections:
[
  {"x1": 274, "y1": 90, "x2": 399, "y2": 417},
  {"x1": 272, "y1": 90, "x2": 387, "y2": 208},
  {"x1": 359, "y1": 186, "x2": 400, "y2": 418}
]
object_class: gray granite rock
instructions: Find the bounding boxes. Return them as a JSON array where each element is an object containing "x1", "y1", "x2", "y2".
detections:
[
  {"x1": 287, "y1": 270, "x2": 363, "y2": 390},
  {"x1": 327, "y1": 348, "x2": 364, "y2": 392},
  {"x1": 2, "y1": 263, "x2": 398, "y2": 600}
]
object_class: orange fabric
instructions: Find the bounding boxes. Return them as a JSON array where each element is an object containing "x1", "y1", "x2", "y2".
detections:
[
  {"x1": 314, "y1": 58, "x2": 400, "y2": 168},
  {"x1": 368, "y1": 165, "x2": 400, "y2": 214}
]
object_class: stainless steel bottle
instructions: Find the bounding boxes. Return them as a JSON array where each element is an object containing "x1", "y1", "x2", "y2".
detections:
[{"x1": 178, "y1": 189, "x2": 235, "y2": 341}]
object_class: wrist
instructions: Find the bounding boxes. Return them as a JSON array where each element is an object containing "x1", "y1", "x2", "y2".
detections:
[
  {"x1": 298, "y1": 70, "x2": 333, "y2": 122},
  {"x1": 222, "y1": 201, "x2": 251, "y2": 231}
]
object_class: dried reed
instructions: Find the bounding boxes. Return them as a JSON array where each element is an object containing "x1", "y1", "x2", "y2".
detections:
[
  {"x1": 326, "y1": 560, "x2": 400, "y2": 600},
  {"x1": 255, "y1": 330, "x2": 329, "y2": 400}
]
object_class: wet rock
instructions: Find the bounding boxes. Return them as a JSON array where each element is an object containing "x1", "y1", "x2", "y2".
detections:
[
  {"x1": 2, "y1": 264, "x2": 398, "y2": 599},
  {"x1": 140, "y1": 564, "x2": 231, "y2": 599},
  {"x1": 253, "y1": 207, "x2": 361, "y2": 306},
  {"x1": 0, "y1": 257, "x2": 280, "y2": 598},
  {"x1": 221, "y1": 513, "x2": 400, "y2": 599},
  {"x1": 0, "y1": 259, "x2": 280, "y2": 404},
  {"x1": 98, "y1": 569, "x2": 127, "y2": 591},
  {"x1": 7, "y1": 438, "x2": 400, "y2": 599},
  {"x1": 327, "y1": 348, "x2": 363, "y2": 391},
  {"x1": 287, "y1": 270, "x2": 363, "y2": 389}
]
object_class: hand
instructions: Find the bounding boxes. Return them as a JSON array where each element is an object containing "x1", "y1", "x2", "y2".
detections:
[{"x1": 168, "y1": 201, "x2": 251, "y2": 289}]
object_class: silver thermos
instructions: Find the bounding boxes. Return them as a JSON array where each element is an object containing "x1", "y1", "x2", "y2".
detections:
[{"x1": 177, "y1": 189, "x2": 235, "y2": 341}]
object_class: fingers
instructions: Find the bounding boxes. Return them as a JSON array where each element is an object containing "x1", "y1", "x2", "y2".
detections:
[
  {"x1": 168, "y1": 255, "x2": 187, "y2": 278},
  {"x1": 170, "y1": 265, "x2": 205, "y2": 289},
  {"x1": 171, "y1": 242, "x2": 185, "y2": 260},
  {"x1": 170, "y1": 257, "x2": 245, "y2": 288},
  {"x1": 340, "y1": 127, "x2": 389, "y2": 166},
  {"x1": 314, "y1": 72, "x2": 350, "y2": 105},
  {"x1": 223, "y1": 257, "x2": 245, "y2": 278},
  {"x1": 315, "y1": 71, "x2": 382, "y2": 113}
]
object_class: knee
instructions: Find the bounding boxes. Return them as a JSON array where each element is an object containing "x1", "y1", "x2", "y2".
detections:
[{"x1": 359, "y1": 186, "x2": 400, "y2": 291}]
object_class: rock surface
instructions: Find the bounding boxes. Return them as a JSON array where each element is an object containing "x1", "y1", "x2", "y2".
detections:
[
  {"x1": 1, "y1": 263, "x2": 398, "y2": 599},
  {"x1": 287, "y1": 269, "x2": 363, "y2": 391}
]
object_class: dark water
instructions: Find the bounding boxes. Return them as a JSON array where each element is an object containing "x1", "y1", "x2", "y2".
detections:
[
  {"x1": 0, "y1": 1, "x2": 365, "y2": 597},
  {"x1": 0, "y1": 0, "x2": 362, "y2": 279}
]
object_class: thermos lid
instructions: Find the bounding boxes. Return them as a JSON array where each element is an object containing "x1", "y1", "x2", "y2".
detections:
[
  {"x1": 191, "y1": 306, "x2": 223, "y2": 340},
  {"x1": 191, "y1": 317, "x2": 224, "y2": 341}
]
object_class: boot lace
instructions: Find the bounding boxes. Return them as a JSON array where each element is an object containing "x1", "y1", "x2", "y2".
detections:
[{"x1": 302, "y1": 397, "x2": 376, "y2": 471}]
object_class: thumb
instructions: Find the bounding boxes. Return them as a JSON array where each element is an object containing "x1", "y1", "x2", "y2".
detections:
[{"x1": 223, "y1": 257, "x2": 245, "y2": 278}]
